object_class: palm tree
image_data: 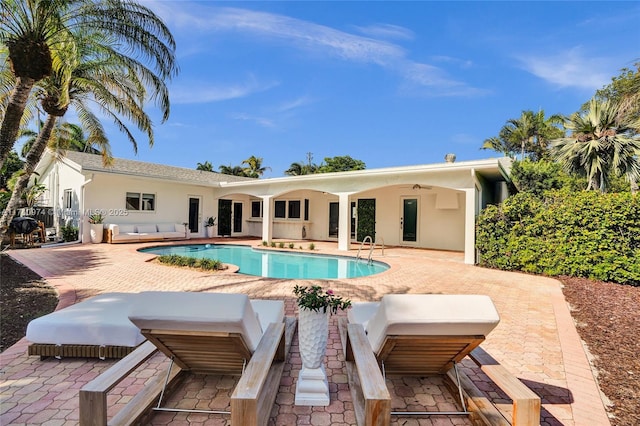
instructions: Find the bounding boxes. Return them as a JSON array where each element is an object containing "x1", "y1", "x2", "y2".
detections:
[
  {"x1": 550, "y1": 98, "x2": 640, "y2": 193},
  {"x1": 242, "y1": 155, "x2": 270, "y2": 178},
  {"x1": 218, "y1": 164, "x2": 247, "y2": 177},
  {"x1": 196, "y1": 161, "x2": 214, "y2": 172},
  {"x1": 0, "y1": 0, "x2": 177, "y2": 169},
  {"x1": 0, "y1": 24, "x2": 176, "y2": 236},
  {"x1": 482, "y1": 110, "x2": 564, "y2": 160},
  {"x1": 20, "y1": 121, "x2": 99, "y2": 158}
]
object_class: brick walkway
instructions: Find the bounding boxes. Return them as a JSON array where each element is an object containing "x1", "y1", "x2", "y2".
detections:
[{"x1": 0, "y1": 239, "x2": 610, "y2": 425}]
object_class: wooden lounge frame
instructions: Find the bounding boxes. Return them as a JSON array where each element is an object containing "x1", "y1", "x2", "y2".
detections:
[
  {"x1": 339, "y1": 319, "x2": 540, "y2": 426},
  {"x1": 79, "y1": 317, "x2": 296, "y2": 426},
  {"x1": 28, "y1": 343, "x2": 139, "y2": 360}
]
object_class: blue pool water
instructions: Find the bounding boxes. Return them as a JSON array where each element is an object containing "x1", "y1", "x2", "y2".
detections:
[{"x1": 140, "y1": 244, "x2": 389, "y2": 279}]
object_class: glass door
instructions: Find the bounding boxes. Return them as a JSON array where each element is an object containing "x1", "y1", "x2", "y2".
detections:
[
  {"x1": 218, "y1": 199, "x2": 232, "y2": 236},
  {"x1": 402, "y1": 198, "x2": 418, "y2": 243}
]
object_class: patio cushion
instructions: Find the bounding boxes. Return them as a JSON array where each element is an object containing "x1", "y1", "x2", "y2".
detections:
[
  {"x1": 118, "y1": 224, "x2": 135, "y2": 233},
  {"x1": 136, "y1": 224, "x2": 158, "y2": 233},
  {"x1": 26, "y1": 293, "x2": 145, "y2": 347},
  {"x1": 128, "y1": 292, "x2": 283, "y2": 352},
  {"x1": 349, "y1": 294, "x2": 500, "y2": 353},
  {"x1": 157, "y1": 223, "x2": 176, "y2": 232}
]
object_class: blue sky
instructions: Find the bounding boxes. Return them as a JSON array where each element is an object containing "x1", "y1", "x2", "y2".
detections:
[{"x1": 104, "y1": 1, "x2": 639, "y2": 177}]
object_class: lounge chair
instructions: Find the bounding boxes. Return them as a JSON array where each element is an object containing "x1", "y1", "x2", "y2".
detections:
[
  {"x1": 340, "y1": 294, "x2": 540, "y2": 426},
  {"x1": 79, "y1": 292, "x2": 296, "y2": 426},
  {"x1": 26, "y1": 293, "x2": 145, "y2": 359}
]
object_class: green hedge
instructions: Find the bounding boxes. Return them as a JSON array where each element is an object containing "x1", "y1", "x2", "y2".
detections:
[{"x1": 476, "y1": 190, "x2": 640, "y2": 285}]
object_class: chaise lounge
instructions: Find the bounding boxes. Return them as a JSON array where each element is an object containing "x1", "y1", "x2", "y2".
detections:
[
  {"x1": 341, "y1": 294, "x2": 540, "y2": 426},
  {"x1": 26, "y1": 293, "x2": 146, "y2": 359},
  {"x1": 79, "y1": 291, "x2": 296, "y2": 426}
]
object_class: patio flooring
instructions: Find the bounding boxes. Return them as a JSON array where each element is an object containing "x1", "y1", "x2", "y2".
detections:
[{"x1": 0, "y1": 239, "x2": 610, "y2": 425}]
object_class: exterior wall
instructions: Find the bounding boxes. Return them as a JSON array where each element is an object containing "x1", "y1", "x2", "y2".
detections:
[
  {"x1": 38, "y1": 160, "x2": 85, "y2": 239},
  {"x1": 82, "y1": 173, "x2": 216, "y2": 241},
  {"x1": 246, "y1": 186, "x2": 465, "y2": 251}
]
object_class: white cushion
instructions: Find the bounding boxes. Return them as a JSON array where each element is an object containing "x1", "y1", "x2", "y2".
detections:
[
  {"x1": 113, "y1": 233, "x2": 139, "y2": 241},
  {"x1": 118, "y1": 224, "x2": 135, "y2": 233},
  {"x1": 249, "y1": 299, "x2": 285, "y2": 332},
  {"x1": 109, "y1": 224, "x2": 120, "y2": 236},
  {"x1": 349, "y1": 294, "x2": 500, "y2": 353},
  {"x1": 136, "y1": 224, "x2": 158, "y2": 233},
  {"x1": 26, "y1": 293, "x2": 145, "y2": 347},
  {"x1": 128, "y1": 292, "x2": 267, "y2": 352},
  {"x1": 157, "y1": 223, "x2": 175, "y2": 232}
]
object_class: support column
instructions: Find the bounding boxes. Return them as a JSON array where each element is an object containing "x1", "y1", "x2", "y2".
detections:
[
  {"x1": 337, "y1": 193, "x2": 350, "y2": 251},
  {"x1": 261, "y1": 196, "x2": 273, "y2": 243},
  {"x1": 463, "y1": 189, "x2": 476, "y2": 264}
]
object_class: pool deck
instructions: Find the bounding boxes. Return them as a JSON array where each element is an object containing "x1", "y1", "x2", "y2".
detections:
[{"x1": 0, "y1": 238, "x2": 610, "y2": 425}]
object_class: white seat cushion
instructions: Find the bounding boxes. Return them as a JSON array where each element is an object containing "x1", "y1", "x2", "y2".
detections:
[
  {"x1": 249, "y1": 299, "x2": 285, "y2": 332},
  {"x1": 118, "y1": 224, "x2": 136, "y2": 233},
  {"x1": 26, "y1": 293, "x2": 145, "y2": 347},
  {"x1": 349, "y1": 294, "x2": 500, "y2": 353},
  {"x1": 136, "y1": 224, "x2": 158, "y2": 233},
  {"x1": 128, "y1": 292, "x2": 277, "y2": 352},
  {"x1": 157, "y1": 223, "x2": 175, "y2": 232}
]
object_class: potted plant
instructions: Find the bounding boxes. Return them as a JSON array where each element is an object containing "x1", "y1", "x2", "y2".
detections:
[
  {"x1": 87, "y1": 213, "x2": 104, "y2": 244},
  {"x1": 205, "y1": 216, "x2": 216, "y2": 238},
  {"x1": 293, "y1": 285, "x2": 350, "y2": 406}
]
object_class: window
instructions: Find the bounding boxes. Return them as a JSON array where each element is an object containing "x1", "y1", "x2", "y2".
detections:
[
  {"x1": 274, "y1": 200, "x2": 286, "y2": 218},
  {"x1": 288, "y1": 200, "x2": 301, "y2": 219},
  {"x1": 126, "y1": 192, "x2": 140, "y2": 210},
  {"x1": 304, "y1": 199, "x2": 309, "y2": 221},
  {"x1": 126, "y1": 192, "x2": 155, "y2": 211},
  {"x1": 251, "y1": 201, "x2": 262, "y2": 218},
  {"x1": 63, "y1": 189, "x2": 72, "y2": 209}
]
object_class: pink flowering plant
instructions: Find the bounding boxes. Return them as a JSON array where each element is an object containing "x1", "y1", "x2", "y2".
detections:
[{"x1": 293, "y1": 285, "x2": 351, "y2": 314}]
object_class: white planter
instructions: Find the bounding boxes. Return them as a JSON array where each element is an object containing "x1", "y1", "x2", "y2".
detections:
[
  {"x1": 295, "y1": 308, "x2": 330, "y2": 406},
  {"x1": 206, "y1": 226, "x2": 215, "y2": 238},
  {"x1": 89, "y1": 224, "x2": 103, "y2": 244}
]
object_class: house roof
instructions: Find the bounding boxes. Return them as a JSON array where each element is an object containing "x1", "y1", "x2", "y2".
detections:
[{"x1": 60, "y1": 151, "x2": 252, "y2": 186}]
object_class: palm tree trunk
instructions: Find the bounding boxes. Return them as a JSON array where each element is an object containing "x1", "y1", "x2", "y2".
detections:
[
  {"x1": 0, "y1": 77, "x2": 37, "y2": 170},
  {"x1": 0, "y1": 115, "x2": 57, "y2": 240}
]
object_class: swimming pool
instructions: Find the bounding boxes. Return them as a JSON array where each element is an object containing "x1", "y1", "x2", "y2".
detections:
[{"x1": 140, "y1": 244, "x2": 389, "y2": 279}]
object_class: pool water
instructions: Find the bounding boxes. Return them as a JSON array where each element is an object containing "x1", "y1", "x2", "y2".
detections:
[{"x1": 140, "y1": 244, "x2": 389, "y2": 279}]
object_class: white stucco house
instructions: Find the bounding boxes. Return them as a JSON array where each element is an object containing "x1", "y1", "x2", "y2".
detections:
[{"x1": 31, "y1": 150, "x2": 511, "y2": 264}]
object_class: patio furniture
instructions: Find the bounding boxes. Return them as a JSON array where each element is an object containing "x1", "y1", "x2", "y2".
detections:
[
  {"x1": 79, "y1": 292, "x2": 296, "y2": 426},
  {"x1": 340, "y1": 294, "x2": 540, "y2": 426},
  {"x1": 26, "y1": 293, "x2": 146, "y2": 359}
]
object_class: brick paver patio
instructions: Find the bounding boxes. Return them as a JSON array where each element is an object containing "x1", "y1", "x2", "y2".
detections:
[{"x1": 0, "y1": 239, "x2": 610, "y2": 425}]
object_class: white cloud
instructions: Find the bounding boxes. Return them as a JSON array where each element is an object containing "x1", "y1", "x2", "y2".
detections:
[
  {"x1": 229, "y1": 112, "x2": 275, "y2": 128},
  {"x1": 354, "y1": 23, "x2": 415, "y2": 40},
  {"x1": 169, "y1": 77, "x2": 279, "y2": 105},
  {"x1": 517, "y1": 47, "x2": 612, "y2": 90},
  {"x1": 152, "y1": 3, "x2": 483, "y2": 97}
]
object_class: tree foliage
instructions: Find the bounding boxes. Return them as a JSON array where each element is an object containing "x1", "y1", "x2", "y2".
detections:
[
  {"x1": 593, "y1": 61, "x2": 640, "y2": 131},
  {"x1": 550, "y1": 98, "x2": 640, "y2": 193},
  {"x1": 196, "y1": 161, "x2": 213, "y2": 171},
  {"x1": 317, "y1": 155, "x2": 366, "y2": 173},
  {"x1": 481, "y1": 110, "x2": 564, "y2": 160}
]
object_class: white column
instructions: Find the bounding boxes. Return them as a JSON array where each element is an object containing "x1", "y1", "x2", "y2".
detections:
[
  {"x1": 337, "y1": 193, "x2": 350, "y2": 251},
  {"x1": 261, "y1": 196, "x2": 273, "y2": 243},
  {"x1": 464, "y1": 189, "x2": 476, "y2": 264}
]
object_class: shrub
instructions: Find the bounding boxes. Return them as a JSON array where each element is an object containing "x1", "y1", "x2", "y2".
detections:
[
  {"x1": 288, "y1": 242, "x2": 295, "y2": 249},
  {"x1": 262, "y1": 240, "x2": 268, "y2": 246},
  {"x1": 278, "y1": 242, "x2": 285, "y2": 248},
  {"x1": 308, "y1": 243, "x2": 315, "y2": 250},
  {"x1": 61, "y1": 225, "x2": 78, "y2": 242},
  {"x1": 477, "y1": 189, "x2": 640, "y2": 285},
  {"x1": 157, "y1": 254, "x2": 224, "y2": 271}
]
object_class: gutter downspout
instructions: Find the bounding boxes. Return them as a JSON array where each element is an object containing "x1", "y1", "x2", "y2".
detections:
[{"x1": 80, "y1": 174, "x2": 94, "y2": 243}]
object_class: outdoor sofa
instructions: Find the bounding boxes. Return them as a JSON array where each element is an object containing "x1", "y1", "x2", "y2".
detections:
[{"x1": 105, "y1": 223, "x2": 186, "y2": 243}]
